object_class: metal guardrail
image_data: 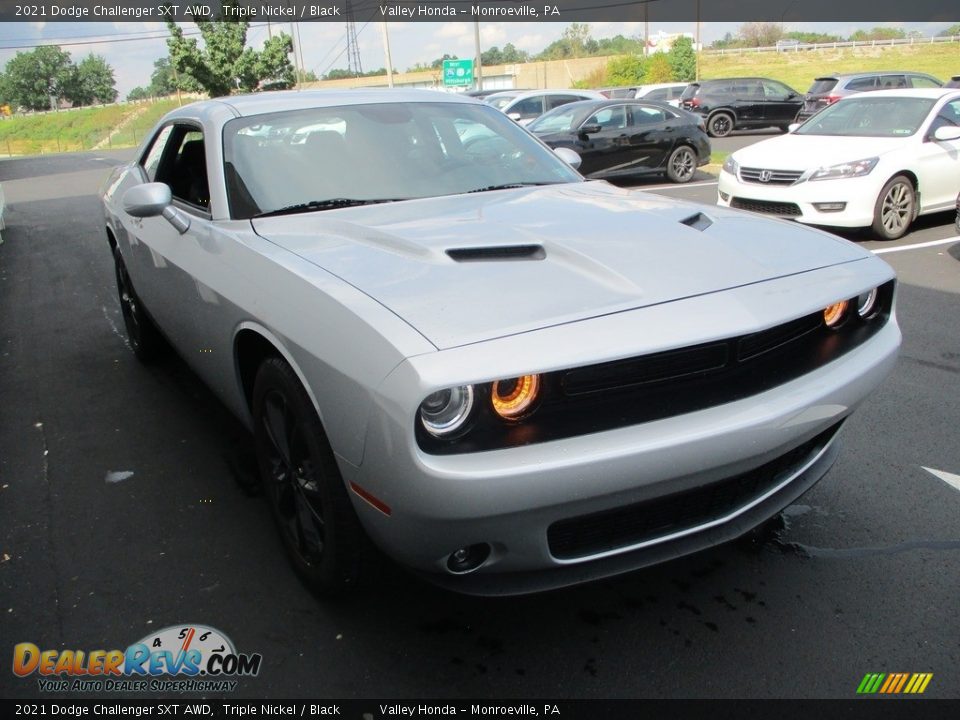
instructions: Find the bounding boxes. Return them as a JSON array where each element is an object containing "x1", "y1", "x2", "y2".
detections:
[{"x1": 704, "y1": 35, "x2": 960, "y2": 56}]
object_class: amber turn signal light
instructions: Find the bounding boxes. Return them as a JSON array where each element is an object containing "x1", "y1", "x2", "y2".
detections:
[
  {"x1": 823, "y1": 300, "x2": 849, "y2": 328},
  {"x1": 491, "y1": 375, "x2": 541, "y2": 420}
]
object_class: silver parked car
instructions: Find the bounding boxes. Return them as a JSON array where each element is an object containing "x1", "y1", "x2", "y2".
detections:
[{"x1": 101, "y1": 90, "x2": 900, "y2": 596}]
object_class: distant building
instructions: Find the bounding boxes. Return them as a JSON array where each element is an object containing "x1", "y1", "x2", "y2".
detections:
[{"x1": 646, "y1": 30, "x2": 700, "y2": 54}]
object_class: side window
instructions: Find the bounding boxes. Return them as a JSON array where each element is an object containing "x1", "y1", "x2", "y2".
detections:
[
  {"x1": 510, "y1": 96, "x2": 544, "y2": 119},
  {"x1": 631, "y1": 106, "x2": 667, "y2": 125},
  {"x1": 645, "y1": 88, "x2": 668, "y2": 101},
  {"x1": 585, "y1": 105, "x2": 627, "y2": 130},
  {"x1": 762, "y1": 80, "x2": 791, "y2": 99},
  {"x1": 880, "y1": 75, "x2": 907, "y2": 89},
  {"x1": 155, "y1": 126, "x2": 210, "y2": 211},
  {"x1": 140, "y1": 125, "x2": 174, "y2": 182},
  {"x1": 930, "y1": 99, "x2": 960, "y2": 132},
  {"x1": 910, "y1": 75, "x2": 941, "y2": 89},
  {"x1": 846, "y1": 76, "x2": 878, "y2": 91},
  {"x1": 547, "y1": 95, "x2": 582, "y2": 110}
]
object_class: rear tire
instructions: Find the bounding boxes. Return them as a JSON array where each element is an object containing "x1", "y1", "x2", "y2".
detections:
[
  {"x1": 707, "y1": 112, "x2": 734, "y2": 138},
  {"x1": 665, "y1": 145, "x2": 697, "y2": 183},
  {"x1": 871, "y1": 175, "x2": 915, "y2": 241},
  {"x1": 112, "y1": 247, "x2": 165, "y2": 363},
  {"x1": 252, "y1": 357, "x2": 366, "y2": 596}
]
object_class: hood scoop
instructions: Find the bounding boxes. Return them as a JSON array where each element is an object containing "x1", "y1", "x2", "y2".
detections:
[
  {"x1": 446, "y1": 244, "x2": 546, "y2": 262},
  {"x1": 679, "y1": 211, "x2": 713, "y2": 232}
]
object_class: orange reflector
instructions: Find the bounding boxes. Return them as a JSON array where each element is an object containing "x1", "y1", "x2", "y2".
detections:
[
  {"x1": 491, "y1": 374, "x2": 540, "y2": 420},
  {"x1": 823, "y1": 300, "x2": 848, "y2": 328},
  {"x1": 349, "y1": 482, "x2": 391, "y2": 516}
]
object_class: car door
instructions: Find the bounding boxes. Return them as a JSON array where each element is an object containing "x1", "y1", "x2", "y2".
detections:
[
  {"x1": 119, "y1": 123, "x2": 211, "y2": 352},
  {"x1": 917, "y1": 97, "x2": 960, "y2": 210},
  {"x1": 733, "y1": 80, "x2": 765, "y2": 125},
  {"x1": 573, "y1": 104, "x2": 630, "y2": 176},
  {"x1": 626, "y1": 104, "x2": 674, "y2": 170},
  {"x1": 760, "y1": 80, "x2": 802, "y2": 125}
]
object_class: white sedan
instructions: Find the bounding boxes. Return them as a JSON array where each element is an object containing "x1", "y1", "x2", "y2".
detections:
[{"x1": 717, "y1": 88, "x2": 960, "y2": 239}]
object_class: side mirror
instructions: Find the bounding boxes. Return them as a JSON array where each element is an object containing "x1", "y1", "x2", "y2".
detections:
[
  {"x1": 122, "y1": 182, "x2": 190, "y2": 234},
  {"x1": 787, "y1": 123, "x2": 800, "y2": 133},
  {"x1": 553, "y1": 147, "x2": 582, "y2": 170},
  {"x1": 579, "y1": 124, "x2": 602, "y2": 135},
  {"x1": 933, "y1": 125, "x2": 960, "y2": 142}
]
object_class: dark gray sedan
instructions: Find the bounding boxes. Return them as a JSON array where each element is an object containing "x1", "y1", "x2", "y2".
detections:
[{"x1": 528, "y1": 99, "x2": 711, "y2": 183}]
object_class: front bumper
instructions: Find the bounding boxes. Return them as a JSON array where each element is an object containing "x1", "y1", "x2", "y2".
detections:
[
  {"x1": 717, "y1": 168, "x2": 882, "y2": 228},
  {"x1": 339, "y1": 261, "x2": 899, "y2": 595}
]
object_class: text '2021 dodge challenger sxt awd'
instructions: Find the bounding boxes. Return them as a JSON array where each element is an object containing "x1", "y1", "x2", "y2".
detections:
[{"x1": 101, "y1": 90, "x2": 900, "y2": 596}]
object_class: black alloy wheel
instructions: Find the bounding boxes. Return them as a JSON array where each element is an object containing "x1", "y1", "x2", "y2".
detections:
[
  {"x1": 707, "y1": 112, "x2": 734, "y2": 138},
  {"x1": 112, "y1": 248, "x2": 165, "y2": 362},
  {"x1": 253, "y1": 357, "x2": 365, "y2": 595}
]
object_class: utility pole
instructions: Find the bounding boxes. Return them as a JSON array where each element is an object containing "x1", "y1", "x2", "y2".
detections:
[
  {"x1": 474, "y1": 21, "x2": 483, "y2": 91},
  {"x1": 381, "y1": 23, "x2": 394, "y2": 88}
]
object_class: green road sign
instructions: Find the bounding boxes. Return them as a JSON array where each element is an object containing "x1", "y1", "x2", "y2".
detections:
[{"x1": 442, "y1": 59, "x2": 474, "y2": 87}]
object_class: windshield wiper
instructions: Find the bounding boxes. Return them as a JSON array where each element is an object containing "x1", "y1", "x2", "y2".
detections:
[
  {"x1": 466, "y1": 182, "x2": 559, "y2": 194},
  {"x1": 253, "y1": 197, "x2": 405, "y2": 218}
]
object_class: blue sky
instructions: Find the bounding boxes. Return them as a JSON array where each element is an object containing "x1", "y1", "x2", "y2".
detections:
[{"x1": 0, "y1": 20, "x2": 954, "y2": 98}]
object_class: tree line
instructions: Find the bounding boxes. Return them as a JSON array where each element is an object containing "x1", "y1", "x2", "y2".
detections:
[{"x1": 0, "y1": 47, "x2": 117, "y2": 112}]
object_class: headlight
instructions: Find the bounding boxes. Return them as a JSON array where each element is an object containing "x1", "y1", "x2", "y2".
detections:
[
  {"x1": 808, "y1": 157, "x2": 878, "y2": 182},
  {"x1": 420, "y1": 385, "x2": 474, "y2": 437},
  {"x1": 491, "y1": 374, "x2": 541, "y2": 420},
  {"x1": 722, "y1": 156, "x2": 739, "y2": 176},
  {"x1": 823, "y1": 300, "x2": 849, "y2": 328},
  {"x1": 856, "y1": 288, "x2": 880, "y2": 319}
]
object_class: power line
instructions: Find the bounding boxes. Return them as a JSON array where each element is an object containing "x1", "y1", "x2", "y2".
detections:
[{"x1": 0, "y1": 23, "x2": 274, "y2": 51}]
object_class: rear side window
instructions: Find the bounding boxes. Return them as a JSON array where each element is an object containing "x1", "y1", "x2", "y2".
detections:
[
  {"x1": 879, "y1": 75, "x2": 908, "y2": 89},
  {"x1": 632, "y1": 106, "x2": 667, "y2": 125},
  {"x1": 645, "y1": 88, "x2": 668, "y2": 101},
  {"x1": 909, "y1": 75, "x2": 941, "y2": 89},
  {"x1": 547, "y1": 95, "x2": 583, "y2": 110},
  {"x1": 511, "y1": 96, "x2": 544, "y2": 119},
  {"x1": 845, "y1": 76, "x2": 878, "y2": 91},
  {"x1": 807, "y1": 79, "x2": 838, "y2": 94}
]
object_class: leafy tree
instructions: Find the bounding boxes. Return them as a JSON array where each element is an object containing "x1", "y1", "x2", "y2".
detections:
[
  {"x1": 148, "y1": 57, "x2": 177, "y2": 96},
  {"x1": 849, "y1": 27, "x2": 906, "y2": 41},
  {"x1": 667, "y1": 37, "x2": 696, "y2": 82},
  {"x1": 595, "y1": 35, "x2": 645, "y2": 55},
  {"x1": 127, "y1": 86, "x2": 151, "y2": 101},
  {"x1": 430, "y1": 53, "x2": 458, "y2": 70},
  {"x1": 784, "y1": 31, "x2": 842, "y2": 43},
  {"x1": 3, "y1": 46, "x2": 74, "y2": 111},
  {"x1": 938, "y1": 24, "x2": 960, "y2": 37},
  {"x1": 538, "y1": 22, "x2": 593, "y2": 59},
  {"x1": 606, "y1": 55, "x2": 647, "y2": 85},
  {"x1": 644, "y1": 53, "x2": 673, "y2": 83},
  {"x1": 165, "y1": 2, "x2": 294, "y2": 97},
  {"x1": 737, "y1": 22, "x2": 785, "y2": 47},
  {"x1": 66, "y1": 54, "x2": 117, "y2": 106}
]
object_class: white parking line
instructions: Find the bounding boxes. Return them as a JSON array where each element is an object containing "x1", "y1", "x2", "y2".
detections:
[
  {"x1": 872, "y1": 236, "x2": 960, "y2": 255},
  {"x1": 923, "y1": 467, "x2": 960, "y2": 493}
]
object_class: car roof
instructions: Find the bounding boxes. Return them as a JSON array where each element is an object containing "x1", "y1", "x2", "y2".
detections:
[
  {"x1": 176, "y1": 88, "x2": 479, "y2": 119},
  {"x1": 485, "y1": 89, "x2": 604, "y2": 101},
  {"x1": 822, "y1": 70, "x2": 941, "y2": 79},
  {"x1": 845, "y1": 87, "x2": 959, "y2": 98}
]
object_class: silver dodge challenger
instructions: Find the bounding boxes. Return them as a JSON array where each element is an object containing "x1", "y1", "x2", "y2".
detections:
[{"x1": 101, "y1": 90, "x2": 900, "y2": 596}]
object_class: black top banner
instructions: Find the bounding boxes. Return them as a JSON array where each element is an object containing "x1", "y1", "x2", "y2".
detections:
[{"x1": 1, "y1": 0, "x2": 958, "y2": 23}]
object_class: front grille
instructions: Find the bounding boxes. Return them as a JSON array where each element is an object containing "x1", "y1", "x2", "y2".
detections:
[
  {"x1": 547, "y1": 422, "x2": 843, "y2": 560},
  {"x1": 739, "y1": 167, "x2": 804, "y2": 185},
  {"x1": 730, "y1": 197, "x2": 802, "y2": 216}
]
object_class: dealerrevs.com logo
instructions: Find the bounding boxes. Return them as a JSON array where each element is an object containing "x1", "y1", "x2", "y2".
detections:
[{"x1": 13, "y1": 624, "x2": 262, "y2": 693}]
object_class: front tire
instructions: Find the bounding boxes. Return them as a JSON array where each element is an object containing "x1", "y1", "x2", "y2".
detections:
[
  {"x1": 707, "y1": 112, "x2": 734, "y2": 138},
  {"x1": 112, "y1": 247, "x2": 165, "y2": 363},
  {"x1": 252, "y1": 357, "x2": 366, "y2": 596},
  {"x1": 665, "y1": 145, "x2": 697, "y2": 183},
  {"x1": 871, "y1": 175, "x2": 915, "y2": 240}
]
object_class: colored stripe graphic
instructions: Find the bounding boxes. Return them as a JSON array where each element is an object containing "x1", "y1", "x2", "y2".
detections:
[{"x1": 857, "y1": 673, "x2": 932, "y2": 694}]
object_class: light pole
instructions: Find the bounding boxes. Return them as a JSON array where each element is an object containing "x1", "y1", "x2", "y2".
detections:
[{"x1": 380, "y1": 23, "x2": 394, "y2": 88}]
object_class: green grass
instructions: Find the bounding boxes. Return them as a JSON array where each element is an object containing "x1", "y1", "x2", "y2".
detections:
[
  {"x1": 0, "y1": 98, "x2": 180, "y2": 155},
  {"x1": 700, "y1": 42, "x2": 960, "y2": 93}
]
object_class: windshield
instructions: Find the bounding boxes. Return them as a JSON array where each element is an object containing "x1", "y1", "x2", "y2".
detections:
[
  {"x1": 223, "y1": 101, "x2": 581, "y2": 219},
  {"x1": 795, "y1": 96, "x2": 935, "y2": 137},
  {"x1": 485, "y1": 94, "x2": 519, "y2": 110},
  {"x1": 528, "y1": 105, "x2": 584, "y2": 134}
]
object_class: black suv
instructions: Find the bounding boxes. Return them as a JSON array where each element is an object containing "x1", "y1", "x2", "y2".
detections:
[
  {"x1": 679, "y1": 77, "x2": 803, "y2": 137},
  {"x1": 796, "y1": 71, "x2": 943, "y2": 121}
]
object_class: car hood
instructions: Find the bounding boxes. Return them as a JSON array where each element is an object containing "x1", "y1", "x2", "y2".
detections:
[
  {"x1": 732, "y1": 134, "x2": 907, "y2": 170},
  {"x1": 251, "y1": 182, "x2": 868, "y2": 350}
]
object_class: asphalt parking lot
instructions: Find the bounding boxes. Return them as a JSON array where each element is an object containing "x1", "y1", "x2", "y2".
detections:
[{"x1": 1, "y1": 143, "x2": 958, "y2": 700}]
